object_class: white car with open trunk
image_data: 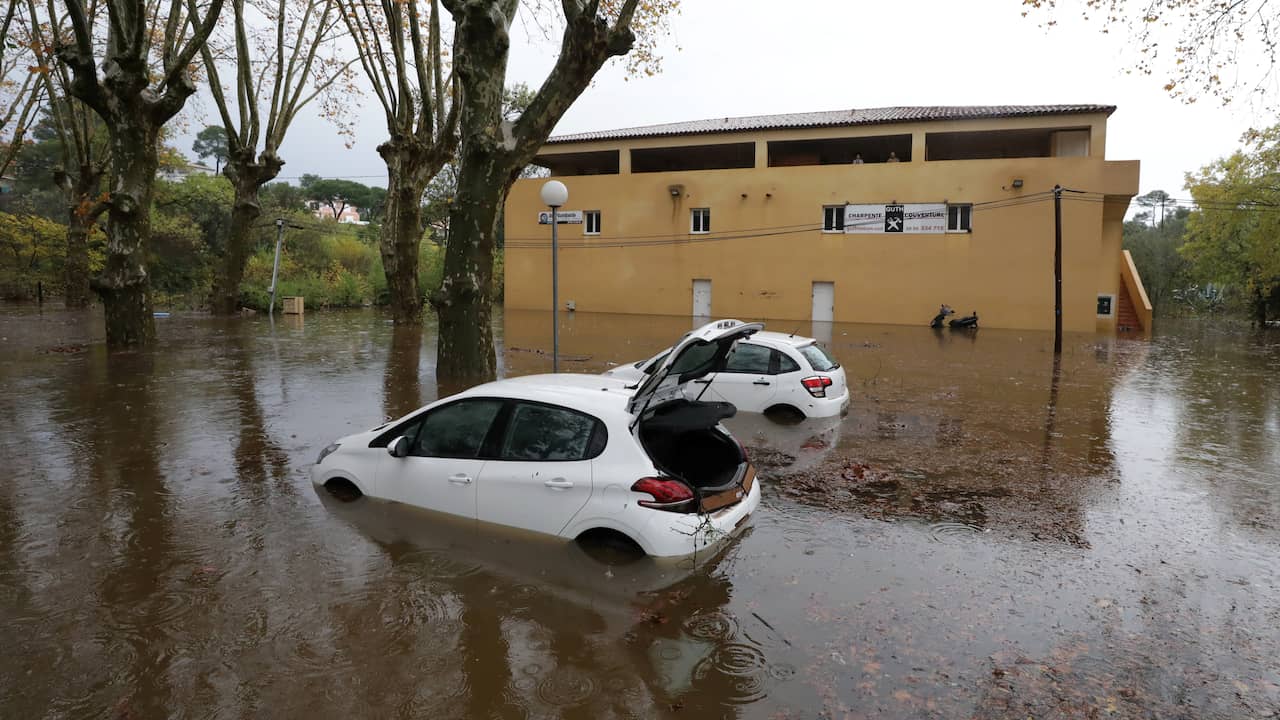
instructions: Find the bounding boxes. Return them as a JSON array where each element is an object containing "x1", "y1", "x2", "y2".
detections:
[
  {"x1": 312, "y1": 319, "x2": 764, "y2": 558},
  {"x1": 603, "y1": 330, "x2": 849, "y2": 419}
]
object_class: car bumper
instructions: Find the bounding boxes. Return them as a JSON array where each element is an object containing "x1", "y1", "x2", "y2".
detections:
[
  {"x1": 640, "y1": 470, "x2": 762, "y2": 558},
  {"x1": 799, "y1": 388, "x2": 850, "y2": 418}
]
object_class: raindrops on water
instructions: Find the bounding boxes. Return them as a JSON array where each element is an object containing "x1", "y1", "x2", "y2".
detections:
[
  {"x1": 536, "y1": 667, "x2": 596, "y2": 708},
  {"x1": 928, "y1": 521, "x2": 986, "y2": 543},
  {"x1": 682, "y1": 610, "x2": 739, "y2": 642}
]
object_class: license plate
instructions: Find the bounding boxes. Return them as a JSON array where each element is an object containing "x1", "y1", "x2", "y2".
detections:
[{"x1": 702, "y1": 466, "x2": 755, "y2": 513}]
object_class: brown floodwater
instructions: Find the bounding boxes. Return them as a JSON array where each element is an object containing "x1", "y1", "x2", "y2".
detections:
[{"x1": 1, "y1": 306, "x2": 1277, "y2": 719}]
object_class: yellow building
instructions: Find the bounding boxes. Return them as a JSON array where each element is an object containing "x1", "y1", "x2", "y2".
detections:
[{"x1": 504, "y1": 105, "x2": 1151, "y2": 333}]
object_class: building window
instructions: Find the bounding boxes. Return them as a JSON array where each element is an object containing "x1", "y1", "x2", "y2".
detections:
[
  {"x1": 947, "y1": 204, "x2": 972, "y2": 232},
  {"x1": 1097, "y1": 294, "x2": 1115, "y2": 317},
  {"x1": 584, "y1": 210, "x2": 601, "y2": 235},
  {"x1": 822, "y1": 205, "x2": 845, "y2": 232},
  {"x1": 691, "y1": 207, "x2": 711, "y2": 234}
]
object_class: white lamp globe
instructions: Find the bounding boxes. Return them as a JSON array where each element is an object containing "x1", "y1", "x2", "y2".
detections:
[{"x1": 540, "y1": 180, "x2": 569, "y2": 207}]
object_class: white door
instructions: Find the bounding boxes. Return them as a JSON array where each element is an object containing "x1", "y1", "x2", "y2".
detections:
[
  {"x1": 812, "y1": 282, "x2": 834, "y2": 322},
  {"x1": 692, "y1": 279, "x2": 712, "y2": 317},
  {"x1": 703, "y1": 343, "x2": 777, "y2": 413},
  {"x1": 376, "y1": 397, "x2": 504, "y2": 519},
  {"x1": 476, "y1": 402, "x2": 596, "y2": 537}
]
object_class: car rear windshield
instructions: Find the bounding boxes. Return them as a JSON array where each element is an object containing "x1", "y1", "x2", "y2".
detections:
[{"x1": 799, "y1": 343, "x2": 839, "y2": 371}]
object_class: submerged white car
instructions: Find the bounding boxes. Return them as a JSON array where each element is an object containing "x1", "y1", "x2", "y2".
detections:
[
  {"x1": 604, "y1": 331, "x2": 849, "y2": 418},
  {"x1": 312, "y1": 319, "x2": 763, "y2": 558}
]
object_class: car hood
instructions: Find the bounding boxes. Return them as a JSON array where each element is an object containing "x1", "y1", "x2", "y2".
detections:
[{"x1": 626, "y1": 319, "x2": 763, "y2": 419}]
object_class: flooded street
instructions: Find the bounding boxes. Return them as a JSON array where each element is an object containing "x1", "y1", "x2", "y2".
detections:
[{"x1": 1, "y1": 306, "x2": 1277, "y2": 719}]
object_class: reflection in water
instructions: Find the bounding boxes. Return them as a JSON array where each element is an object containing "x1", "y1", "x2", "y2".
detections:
[
  {"x1": 79, "y1": 350, "x2": 176, "y2": 715},
  {"x1": 0, "y1": 307, "x2": 1277, "y2": 718},
  {"x1": 383, "y1": 323, "x2": 424, "y2": 420}
]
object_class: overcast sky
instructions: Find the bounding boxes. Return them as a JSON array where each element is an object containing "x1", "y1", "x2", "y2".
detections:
[{"x1": 179, "y1": 0, "x2": 1268, "y2": 203}]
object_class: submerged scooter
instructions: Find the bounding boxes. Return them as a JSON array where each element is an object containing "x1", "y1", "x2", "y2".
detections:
[
  {"x1": 929, "y1": 304, "x2": 954, "y2": 328},
  {"x1": 928, "y1": 304, "x2": 979, "y2": 329},
  {"x1": 949, "y1": 310, "x2": 979, "y2": 329}
]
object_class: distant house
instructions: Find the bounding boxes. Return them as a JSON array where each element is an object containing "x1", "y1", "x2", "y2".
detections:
[
  {"x1": 159, "y1": 162, "x2": 218, "y2": 182},
  {"x1": 308, "y1": 200, "x2": 367, "y2": 225},
  {"x1": 0, "y1": 175, "x2": 14, "y2": 194}
]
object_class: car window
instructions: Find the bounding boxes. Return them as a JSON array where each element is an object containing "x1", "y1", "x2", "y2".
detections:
[
  {"x1": 669, "y1": 341, "x2": 720, "y2": 376},
  {"x1": 642, "y1": 350, "x2": 670, "y2": 374},
  {"x1": 776, "y1": 351, "x2": 801, "y2": 374},
  {"x1": 799, "y1": 343, "x2": 839, "y2": 371},
  {"x1": 500, "y1": 402, "x2": 601, "y2": 461},
  {"x1": 414, "y1": 399, "x2": 504, "y2": 458},
  {"x1": 723, "y1": 343, "x2": 772, "y2": 374}
]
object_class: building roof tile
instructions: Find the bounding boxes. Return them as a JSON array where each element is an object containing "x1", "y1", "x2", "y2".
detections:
[{"x1": 545, "y1": 104, "x2": 1116, "y2": 145}]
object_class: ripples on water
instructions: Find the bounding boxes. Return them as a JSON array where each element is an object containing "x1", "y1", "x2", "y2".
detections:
[{"x1": 0, "y1": 308, "x2": 1277, "y2": 718}]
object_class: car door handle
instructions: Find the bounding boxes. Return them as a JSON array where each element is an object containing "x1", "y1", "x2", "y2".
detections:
[
  {"x1": 753, "y1": 379, "x2": 771, "y2": 386},
  {"x1": 693, "y1": 379, "x2": 712, "y2": 384},
  {"x1": 448, "y1": 474, "x2": 473, "y2": 485},
  {"x1": 544, "y1": 479, "x2": 574, "y2": 489}
]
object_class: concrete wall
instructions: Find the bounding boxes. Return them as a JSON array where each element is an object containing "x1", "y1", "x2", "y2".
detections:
[{"x1": 504, "y1": 113, "x2": 1140, "y2": 332}]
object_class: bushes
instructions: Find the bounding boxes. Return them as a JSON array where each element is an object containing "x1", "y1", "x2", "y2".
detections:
[{"x1": 0, "y1": 212, "x2": 68, "y2": 299}]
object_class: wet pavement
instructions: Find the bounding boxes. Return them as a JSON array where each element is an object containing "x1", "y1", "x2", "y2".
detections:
[{"x1": 1, "y1": 306, "x2": 1277, "y2": 719}]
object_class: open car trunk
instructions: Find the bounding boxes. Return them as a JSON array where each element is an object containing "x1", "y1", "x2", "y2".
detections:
[{"x1": 638, "y1": 400, "x2": 748, "y2": 493}]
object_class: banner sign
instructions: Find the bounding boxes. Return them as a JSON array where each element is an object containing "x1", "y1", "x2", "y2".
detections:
[
  {"x1": 537, "y1": 210, "x2": 583, "y2": 224},
  {"x1": 844, "y1": 203, "x2": 947, "y2": 234}
]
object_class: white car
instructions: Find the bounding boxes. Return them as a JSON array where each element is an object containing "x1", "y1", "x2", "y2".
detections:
[
  {"x1": 603, "y1": 331, "x2": 849, "y2": 419},
  {"x1": 312, "y1": 319, "x2": 763, "y2": 558}
]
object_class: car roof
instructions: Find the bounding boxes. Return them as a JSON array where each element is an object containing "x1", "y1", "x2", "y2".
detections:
[
  {"x1": 456, "y1": 374, "x2": 633, "y2": 418},
  {"x1": 748, "y1": 330, "x2": 815, "y2": 348}
]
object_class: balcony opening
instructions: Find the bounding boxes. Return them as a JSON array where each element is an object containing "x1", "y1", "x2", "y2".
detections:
[
  {"x1": 768, "y1": 134, "x2": 912, "y2": 167},
  {"x1": 532, "y1": 150, "x2": 620, "y2": 176},
  {"x1": 631, "y1": 142, "x2": 755, "y2": 173},
  {"x1": 926, "y1": 128, "x2": 1091, "y2": 161}
]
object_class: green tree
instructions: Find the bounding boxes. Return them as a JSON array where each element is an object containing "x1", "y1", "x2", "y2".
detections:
[
  {"x1": 260, "y1": 182, "x2": 308, "y2": 215},
  {"x1": 1123, "y1": 207, "x2": 1191, "y2": 312},
  {"x1": 1181, "y1": 126, "x2": 1280, "y2": 325},
  {"x1": 1134, "y1": 189, "x2": 1171, "y2": 228},
  {"x1": 0, "y1": 211, "x2": 71, "y2": 299},
  {"x1": 304, "y1": 178, "x2": 375, "y2": 220},
  {"x1": 192, "y1": 125, "x2": 229, "y2": 174}
]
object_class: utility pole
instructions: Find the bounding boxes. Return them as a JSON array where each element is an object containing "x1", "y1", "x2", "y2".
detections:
[
  {"x1": 268, "y1": 218, "x2": 285, "y2": 315},
  {"x1": 1053, "y1": 185, "x2": 1063, "y2": 355}
]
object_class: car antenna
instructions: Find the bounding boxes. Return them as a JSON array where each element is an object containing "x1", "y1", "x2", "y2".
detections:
[{"x1": 788, "y1": 326, "x2": 800, "y2": 338}]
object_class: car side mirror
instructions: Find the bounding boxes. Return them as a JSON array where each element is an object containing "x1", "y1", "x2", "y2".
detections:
[{"x1": 387, "y1": 436, "x2": 411, "y2": 458}]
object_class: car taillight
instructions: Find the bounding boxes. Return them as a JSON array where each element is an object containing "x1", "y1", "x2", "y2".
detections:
[
  {"x1": 801, "y1": 375, "x2": 833, "y2": 398},
  {"x1": 631, "y1": 477, "x2": 695, "y2": 511}
]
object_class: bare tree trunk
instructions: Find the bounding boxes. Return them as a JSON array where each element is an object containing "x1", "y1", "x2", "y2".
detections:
[
  {"x1": 1255, "y1": 286, "x2": 1268, "y2": 327},
  {"x1": 211, "y1": 153, "x2": 282, "y2": 315},
  {"x1": 378, "y1": 137, "x2": 448, "y2": 324},
  {"x1": 63, "y1": 166, "x2": 101, "y2": 308},
  {"x1": 210, "y1": 193, "x2": 260, "y2": 315},
  {"x1": 380, "y1": 150, "x2": 428, "y2": 323},
  {"x1": 94, "y1": 122, "x2": 160, "y2": 346},
  {"x1": 64, "y1": 212, "x2": 94, "y2": 308},
  {"x1": 434, "y1": 0, "x2": 638, "y2": 391},
  {"x1": 435, "y1": 158, "x2": 503, "y2": 391}
]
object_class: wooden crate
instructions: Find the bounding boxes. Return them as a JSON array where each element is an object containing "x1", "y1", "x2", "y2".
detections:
[{"x1": 282, "y1": 296, "x2": 304, "y2": 315}]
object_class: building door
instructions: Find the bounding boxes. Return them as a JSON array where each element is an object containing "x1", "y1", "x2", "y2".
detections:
[
  {"x1": 812, "y1": 282, "x2": 834, "y2": 322},
  {"x1": 692, "y1": 279, "x2": 712, "y2": 317}
]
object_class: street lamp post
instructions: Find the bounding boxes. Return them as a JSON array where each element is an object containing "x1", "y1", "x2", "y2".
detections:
[{"x1": 540, "y1": 180, "x2": 569, "y2": 373}]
